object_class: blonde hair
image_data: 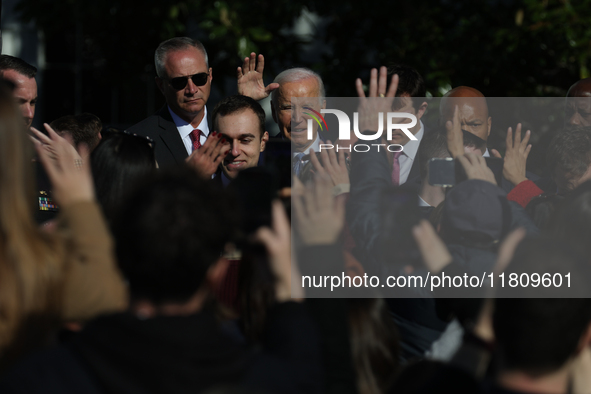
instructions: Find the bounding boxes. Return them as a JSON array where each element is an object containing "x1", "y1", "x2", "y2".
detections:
[{"x1": 0, "y1": 82, "x2": 63, "y2": 368}]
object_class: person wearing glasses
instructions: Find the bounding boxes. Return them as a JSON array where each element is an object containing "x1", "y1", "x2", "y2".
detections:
[{"x1": 128, "y1": 37, "x2": 213, "y2": 168}]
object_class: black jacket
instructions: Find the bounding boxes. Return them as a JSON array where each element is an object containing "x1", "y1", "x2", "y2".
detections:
[
  {"x1": 0, "y1": 303, "x2": 322, "y2": 394},
  {"x1": 127, "y1": 106, "x2": 212, "y2": 169}
]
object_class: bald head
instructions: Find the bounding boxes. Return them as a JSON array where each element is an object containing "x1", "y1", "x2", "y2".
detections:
[
  {"x1": 565, "y1": 79, "x2": 591, "y2": 130},
  {"x1": 444, "y1": 86, "x2": 486, "y2": 98},
  {"x1": 567, "y1": 79, "x2": 591, "y2": 98},
  {"x1": 439, "y1": 86, "x2": 491, "y2": 153}
]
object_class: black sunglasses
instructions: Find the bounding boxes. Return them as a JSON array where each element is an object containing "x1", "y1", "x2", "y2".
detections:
[{"x1": 166, "y1": 72, "x2": 210, "y2": 90}]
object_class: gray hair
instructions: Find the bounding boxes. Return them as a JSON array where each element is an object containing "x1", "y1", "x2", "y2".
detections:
[
  {"x1": 271, "y1": 67, "x2": 325, "y2": 106},
  {"x1": 154, "y1": 37, "x2": 209, "y2": 78}
]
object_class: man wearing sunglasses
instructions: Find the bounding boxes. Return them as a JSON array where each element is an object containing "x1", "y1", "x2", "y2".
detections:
[{"x1": 128, "y1": 37, "x2": 213, "y2": 168}]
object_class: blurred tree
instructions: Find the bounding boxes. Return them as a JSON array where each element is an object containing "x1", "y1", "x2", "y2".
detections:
[{"x1": 15, "y1": 0, "x2": 591, "y2": 125}]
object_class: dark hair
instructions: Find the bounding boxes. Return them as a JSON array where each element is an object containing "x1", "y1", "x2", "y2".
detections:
[
  {"x1": 50, "y1": 113, "x2": 102, "y2": 151},
  {"x1": 494, "y1": 238, "x2": 591, "y2": 375},
  {"x1": 91, "y1": 131, "x2": 156, "y2": 222},
  {"x1": 0, "y1": 55, "x2": 37, "y2": 78},
  {"x1": 113, "y1": 167, "x2": 236, "y2": 304},
  {"x1": 387, "y1": 64, "x2": 426, "y2": 110},
  {"x1": 212, "y1": 95, "x2": 266, "y2": 139},
  {"x1": 155, "y1": 37, "x2": 208, "y2": 78},
  {"x1": 348, "y1": 297, "x2": 400, "y2": 394},
  {"x1": 547, "y1": 127, "x2": 591, "y2": 178},
  {"x1": 418, "y1": 130, "x2": 450, "y2": 180}
]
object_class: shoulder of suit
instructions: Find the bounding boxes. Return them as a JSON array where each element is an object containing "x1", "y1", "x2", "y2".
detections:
[{"x1": 127, "y1": 107, "x2": 174, "y2": 137}]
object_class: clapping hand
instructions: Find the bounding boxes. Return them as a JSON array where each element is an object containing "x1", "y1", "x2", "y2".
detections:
[{"x1": 185, "y1": 132, "x2": 229, "y2": 178}]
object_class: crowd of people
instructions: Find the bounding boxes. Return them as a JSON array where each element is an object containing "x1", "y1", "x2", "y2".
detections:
[{"x1": 0, "y1": 36, "x2": 590, "y2": 393}]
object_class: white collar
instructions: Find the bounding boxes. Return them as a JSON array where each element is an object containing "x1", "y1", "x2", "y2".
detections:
[
  {"x1": 418, "y1": 194, "x2": 431, "y2": 207},
  {"x1": 168, "y1": 106, "x2": 209, "y2": 139},
  {"x1": 293, "y1": 135, "x2": 321, "y2": 157},
  {"x1": 401, "y1": 121, "x2": 424, "y2": 160}
]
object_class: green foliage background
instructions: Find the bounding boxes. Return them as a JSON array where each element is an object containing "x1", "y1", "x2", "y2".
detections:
[{"x1": 15, "y1": 0, "x2": 591, "y2": 124}]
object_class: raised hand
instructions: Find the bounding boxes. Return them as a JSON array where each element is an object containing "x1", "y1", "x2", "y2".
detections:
[
  {"x1": 237, "y1": 52, "x2": 279, "y2": 101},
  {"x1": 308, "y1": 141, "x2": 349, "y2": 188},
  {"x1": 30, "y1": 123, "x2": 95, "y2": 207},
  {"x1": 446, "y1": 105, "x2": 465, "y2": 158},
  {"x1": 185, "y1": 132, "x2": 229, "y2": 178},
  {"x1": 292, "y1": 174, "x2": 345, "y2": 246},
  {"x1": 412, "y1": 219, "x2": 453, "y2": 274},
  {"x1": 457, "y1": 153, "x2": 497, "y2": 185},
  {"x1": 256, "y1": 200, "x2": 303, "y2": 301},
  {"x1": 491, "y1": 124, "x2": 532, "y2": 186},
  {"x1": 355, "y1": 67, "x2": 399, "y2": 134}
]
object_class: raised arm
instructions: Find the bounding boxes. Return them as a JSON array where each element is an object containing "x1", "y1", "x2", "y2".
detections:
[{"x1": 237, "y1": 52, "x2": 279, "y2": 101}]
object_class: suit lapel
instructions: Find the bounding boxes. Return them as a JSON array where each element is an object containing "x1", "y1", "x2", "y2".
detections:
[{"x1": 156, "y1": 107, "x2": 189, "y2": 165}]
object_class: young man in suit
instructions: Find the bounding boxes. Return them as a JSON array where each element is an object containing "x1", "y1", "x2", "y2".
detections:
[
  {"x1": 127, "y1": 37, "x2": 213, "y2": 168},
  {"x1": 384, "y1": 64, "x2": 429, "y2": 187},
  {"x1": 212, "y1": 95, "x2": 269, "y2": 186}
]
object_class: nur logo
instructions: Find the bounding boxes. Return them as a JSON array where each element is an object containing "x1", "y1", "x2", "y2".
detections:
[
  {"x1": 305, "y1": 109, "x2": 417, "y2": 142},
  {"x1": 303, "y1": 106, "x2": 328, "y2": 139}
]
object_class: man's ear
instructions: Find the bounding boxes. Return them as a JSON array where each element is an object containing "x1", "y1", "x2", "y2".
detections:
[
  {"x1": 260, "y1": 131, "x2": 269, "y2": 152},
  {"x1": 416, "y1": 101, "x2": 428, "y2": 120},
  {"x1": 155, "y1": 77, "x2": 164, "y2": 94},
  {"x1": 206, "y1": 257, "x2": 229, "y2": 292},
  {"x1": 321, "y1": 99, "x2": 327, "y2": 110},
  {"x1": 487, "y1": 116, "x2": 492, "y2": 137},
  {"x1": 209, "y1": 67, "x2": 213, "y2": 83}
]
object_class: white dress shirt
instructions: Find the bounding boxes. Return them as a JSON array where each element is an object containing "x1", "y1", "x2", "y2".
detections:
[
  {"x1": 168, "y1": 106, "x2": 210, "y2": 156},
  {"x1": 293, "y1": 135, "x2": 321, "y2": 157},
  {"x1": 399, "y1": 121, "x2": 425, "y2": 185},
  {"x1": 418, "y1": 195, "x2": 431, "y2": 207}
]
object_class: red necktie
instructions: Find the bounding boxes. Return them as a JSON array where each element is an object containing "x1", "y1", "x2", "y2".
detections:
[
  {"x1": 391, "y1": 151, "x2": 402, "y2": 186},
  {"x1": 189, "y1": 129, "x2": 202, "y2": 152}
]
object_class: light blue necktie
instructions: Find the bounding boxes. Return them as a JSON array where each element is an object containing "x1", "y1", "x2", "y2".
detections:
[{"x1": 293, "y1": 152, "x2": 305, "y2": 177}]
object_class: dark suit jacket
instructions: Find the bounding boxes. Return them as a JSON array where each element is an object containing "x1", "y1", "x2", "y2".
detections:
[
  {"x1": 127, "y1": 106, "x2": 211, "y2": 169},
  {"x1": 0, "y1": 303, "x2": 322, "y2": 394}
]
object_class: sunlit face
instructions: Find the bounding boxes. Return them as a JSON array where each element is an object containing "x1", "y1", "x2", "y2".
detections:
[
  {"x1": 565, "y1": 97, "x2": 591, "y2": 130},
  {"x1": 2, "y1": 69, "x2": 37, "y2": 128},
  {"x1": 440, "y1": 97, "x2": 491, "y2": 143},
  {"x1": 218, "y1": 109, "x2": 269, "y2": 179},
  {"x1": 272, "y1": 77, "x2": 325, "y2": 152},
  {"x1": 388, "y1": 95, "x2": 428, "y2": 146},
  {"x1": 156, "y1": 47, "x2": 212, "y2": 127},
  {"x1": 554, "y1": 165, "x2": 591, "y2": 194}
]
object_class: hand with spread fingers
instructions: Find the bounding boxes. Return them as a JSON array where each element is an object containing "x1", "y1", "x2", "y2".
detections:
[
  {"x1": 309, "y1": 141, "x2": 349, "y2": 187},
  {"x1": 446, "y1": 105, "x2": 465, "y2": 159},
  {"x1": 237, "y1": 52, "x2": 280, "y2": 101},
  {"x1": 457, "y1": 153, "x2": 497, "y2": 186},
  {"x1": 30, "y1": 123, "x2": 95, "y2": 207},
  {"x1": 491, "y1": 124, "x2": 532, "y2": 187},
  {"x1": 256, "y1": 200, "x2": 303, "y2": 301},
  {"x1": 292, "y1": 174, "x2": 345, "y2": 246},
  {"x1": 355, "y1": 66, "x2": 399, "y2": 134},
  {"x1": 185, "y1": 131, "x2": 229, "y2": 179}
]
